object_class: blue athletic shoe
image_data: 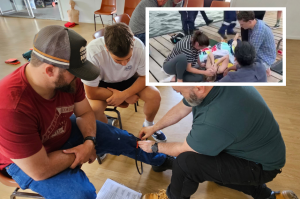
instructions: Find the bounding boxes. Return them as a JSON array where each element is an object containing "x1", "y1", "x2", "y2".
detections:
[{"x1": 152, "y1": 130, "x2": 167, "y2": 142}]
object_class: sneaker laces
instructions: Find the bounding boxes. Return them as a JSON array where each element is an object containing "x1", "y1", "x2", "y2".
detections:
[{"x1": 155, "y1": 130, "x2": 162, "y2": 135}]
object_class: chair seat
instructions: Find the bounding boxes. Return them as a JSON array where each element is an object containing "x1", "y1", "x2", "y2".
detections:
[
  {"x1": 94, "y1": 6, "x2": 117, "y2": 15},
  {"x1": 0, "y1": 169, "x2": 20, "y2": 188}
]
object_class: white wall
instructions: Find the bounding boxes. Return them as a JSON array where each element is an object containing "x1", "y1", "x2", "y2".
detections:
[
  {"x1": 0, "y1": 0, "x2": 14, "y2": 12},
  {"x1": 58, "y1": 0, "x2": 125, "y2": 25},
  {"x1": 14, "y1": 0, "x2": 26, "y2": 11},
  {"x1": 231, "y1": 0, "x2": 300, "y2": 40}
]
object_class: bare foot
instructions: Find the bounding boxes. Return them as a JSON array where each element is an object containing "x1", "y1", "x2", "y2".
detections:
[
  {"x1": 177, "y1": 79, "x2": 183, "y2": 82},
  {"x1": 171, "y1": 76, "x2": 176, "y2": 82},
  {"x1": 266, "y1": 68, "x2": 271, "y2": 77}
]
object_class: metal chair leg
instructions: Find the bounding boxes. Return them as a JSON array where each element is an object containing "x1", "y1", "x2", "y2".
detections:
[
  {"x1": 94, "y1": 14, "x2": 96, "y2": 31},
  {"x1": 113, "y1": 107, "x2": 123, "y2": 130},
  {"x1": 10, "y1": 187, "x2": 44, "y2": 198},
  {"x1": 99, "y1": 15, "x2": 104, "y2": 27}
]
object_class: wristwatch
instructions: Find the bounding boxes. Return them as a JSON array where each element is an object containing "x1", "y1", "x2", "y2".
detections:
[
  {"x1": 83, "y1": 136, "x2": 97, "y2": 147},
  {"x1": 151, "y1": 143, "x2": 159, "y2": 153}
]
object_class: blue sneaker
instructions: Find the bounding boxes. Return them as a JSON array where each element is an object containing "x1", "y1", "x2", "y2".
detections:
[{"x1": 152, "y1": 130, "x2": 167, "y2": 142}]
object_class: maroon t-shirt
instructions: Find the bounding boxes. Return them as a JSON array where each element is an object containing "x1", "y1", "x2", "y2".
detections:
[{"x1": 0, "y1": 64, "x2": 85, "y2": 170}]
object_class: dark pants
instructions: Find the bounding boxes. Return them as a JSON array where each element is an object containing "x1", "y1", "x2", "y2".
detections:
[
  {"x1": 98, "y1": 75, "x2": 138, "y2": 91},
  {"x1": 218, "y1": 11, "x2": 237, "y2": 35},
  {"x1": 199, "y1": 11, "x2": 210, "y2": 25},
  {"x1": 241, "y1": 11, "x2": 266, "y2": 41},
  {"x1": 167, "y1": 152, "x2": 281, "y2": 199},
  {"x1": 179, "y1": 11, "x2": 198, "y2": 35},
  {"x1": 163, "y1": 54, "x2": 204, "y2": 82},
  {"x1": 135, "y1": 33, "x2": 145, "y2": 45}
]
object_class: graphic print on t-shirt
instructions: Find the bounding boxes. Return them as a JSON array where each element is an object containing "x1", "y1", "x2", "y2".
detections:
[{"x1": 42, "y1": 105, "x2": 74, "y2": 143}]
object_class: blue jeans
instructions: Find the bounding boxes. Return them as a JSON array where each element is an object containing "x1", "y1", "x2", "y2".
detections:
[
  {"x1": 135, "y1": 33, "x2": 145, "y2": 45},
  {"x1": 6, "y1": 115, "x2": 166, "y2": 199}
]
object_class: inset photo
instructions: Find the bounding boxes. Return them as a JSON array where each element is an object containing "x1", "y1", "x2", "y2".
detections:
[{"x1": 146, "y1": 8, "x2": 285, "y2": 86}]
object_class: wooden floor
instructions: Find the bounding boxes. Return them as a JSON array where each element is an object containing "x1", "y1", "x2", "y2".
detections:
[
  {"x1": 149, "y1": 11, "x2": 283, "y2": 83},
  {"x1": 0, "y1": 16, "x2": 299, "y2": 199}
]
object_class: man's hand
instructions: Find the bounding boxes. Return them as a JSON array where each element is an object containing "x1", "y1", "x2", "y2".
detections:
[
  {"x1": 88, "y1": 148, "x2": 97, "y2": 164},
  {"x1": 106, "y1": 88, "x2": 127, "y2": 107},
  {"x1": 125, "y1": 94, "x2": 139, "y2": 104},
  {"x1": 139, "y1": 126, "x2": 156, "y2": 140},
  {"x1": 137, "y1": 140, "x2": 155, "y2": 153},
  {"x1": 204, "y1": 68, "x2": 216, "y2": 77},
  {"x1": 223, "y1": 68, "x2": 230, "y2": 76},
  {"x1": 63, "y1": 141, "x2": 95, "y2": 169}
]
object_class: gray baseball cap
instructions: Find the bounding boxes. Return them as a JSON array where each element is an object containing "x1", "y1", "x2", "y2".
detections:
[{"x1": 32, "y1": 25, "x2": 100, "y2": 81}]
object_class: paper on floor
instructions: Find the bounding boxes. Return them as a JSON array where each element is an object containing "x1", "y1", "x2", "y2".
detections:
[{"x1": 96, "y1": 178, "x2": 142, "y2": 199}]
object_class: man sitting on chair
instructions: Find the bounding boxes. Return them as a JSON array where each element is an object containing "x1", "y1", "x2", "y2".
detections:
[
  {"x1": 83, "y1": 22, "x2": 167, "y2": 142},
  {"x1": 0, "y1": 25, "x2": 173, "y2": 199}
]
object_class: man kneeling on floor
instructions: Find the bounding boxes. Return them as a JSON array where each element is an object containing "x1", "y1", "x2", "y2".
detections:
[
  {"x1": 139, "y1": 86, "x2": 298, "y2": 199},
  {"x1": 0, "y1": 25, "x2": 173, "y2": 199},
  {"x1": 82, "y1": 22, "x2": 167, "y2": 143}
]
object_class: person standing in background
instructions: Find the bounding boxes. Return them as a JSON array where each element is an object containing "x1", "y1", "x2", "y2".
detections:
[{"x1": 273, "y1": 11, "x2": 282, "y2": 29}]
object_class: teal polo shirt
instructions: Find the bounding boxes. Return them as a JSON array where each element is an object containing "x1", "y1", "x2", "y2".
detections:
[{"x1": 184, "y1": 86, "x2": 285, "y2": 171}]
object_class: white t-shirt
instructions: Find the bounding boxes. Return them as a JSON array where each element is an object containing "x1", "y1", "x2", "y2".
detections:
[{"x1": 82, "y1": 36, "x2": 145, "y2": 87}]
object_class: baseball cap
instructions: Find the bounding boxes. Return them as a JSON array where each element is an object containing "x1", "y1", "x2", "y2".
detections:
[{"x1": 31, "y1": 25, "x2": 100, "y2": 81}]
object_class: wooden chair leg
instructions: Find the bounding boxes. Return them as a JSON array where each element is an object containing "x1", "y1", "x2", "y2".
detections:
[{"x1": 99, "y1": 14, "x2": 104, "y2": 27}]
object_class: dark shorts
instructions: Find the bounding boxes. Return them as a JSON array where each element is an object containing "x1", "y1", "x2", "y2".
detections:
[{"x1": 98, "y1": 76, "x2": 138, "y2": 91}]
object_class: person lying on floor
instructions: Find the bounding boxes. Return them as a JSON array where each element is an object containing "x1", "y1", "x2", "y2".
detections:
[
  {"x1": 0, "y1": 25, "x2": 173, "y2": 199},
  {"x1": 83, "y1": 22, "x2": 167, "y2": 143},
  {"x1": 161, "y1": 30, "x2": 215, "y2": 82},
  {"x1": 219, "y1": 41, "x2": 267, "y2": 82},
  {"x1": 197, "y1": 33, "x2": 240, "y2": 81},
  {"x1": 138, "y1": 86, "x2": 297, "y2": 199}
]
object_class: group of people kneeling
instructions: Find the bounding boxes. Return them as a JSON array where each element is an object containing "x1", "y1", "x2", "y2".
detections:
[{"x1": 161, "y1": 11, "x2": 277, "y2": 83}]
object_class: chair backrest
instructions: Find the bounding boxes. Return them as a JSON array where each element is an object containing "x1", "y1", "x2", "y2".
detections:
[
  {"x1": 183, "y1": 0, "x2": 204, "y2": 7},
  {"x1": 0, "y1": 169, "x2": 19, "y2": 188},
  {"x1": 124, "y1": 0, "x2": 141, "y2": 17},
  {"x1": 113, "y1": 14, "x2": 130, "y2": 25},
  {"x1": 93, "y1": 28, "x2": 105, "y2": 39},
  {"x1": 210, "y1": 1, "x2": 230, "y2": 7},
  {"x1": 101, "y1": 0, "x2": 116, "y2": 7}
]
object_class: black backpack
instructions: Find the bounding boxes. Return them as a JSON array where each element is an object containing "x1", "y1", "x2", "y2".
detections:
[{"x1": 170, "y1": 32, "x2": 185, "y2": 44}]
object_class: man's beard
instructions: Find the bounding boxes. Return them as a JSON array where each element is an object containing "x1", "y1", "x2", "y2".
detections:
[
  {"x1": 54, "y1": 72, "x2": 77, "y2": 94},
  {"x1": 186, "y1": 90, "x2": 203, "y2": 107}
]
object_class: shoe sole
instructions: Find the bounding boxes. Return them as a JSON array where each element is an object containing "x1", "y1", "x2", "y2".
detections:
[{"x1": 282, "y1": 191, "x2": 299, "y2": 199}]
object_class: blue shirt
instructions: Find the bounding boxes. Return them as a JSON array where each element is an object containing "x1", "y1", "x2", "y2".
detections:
[
  {"x1": 218, "y1": 60, "x2": 267, "y2": 82},
  {"x1": 249, "y1": 19, "x2": 276, "y2": 66}
]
